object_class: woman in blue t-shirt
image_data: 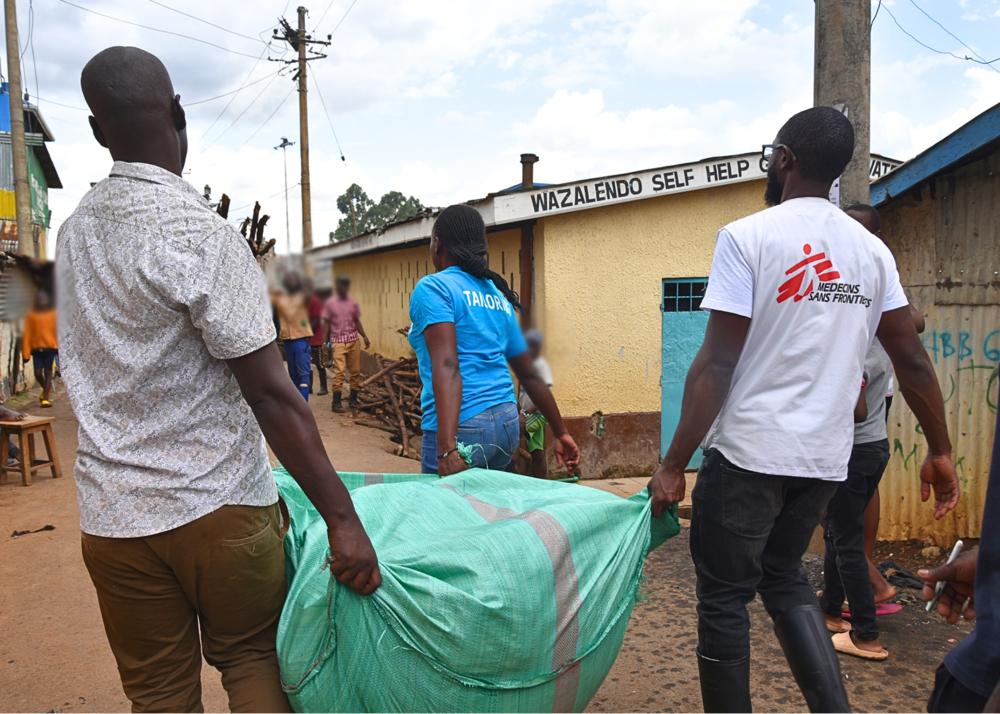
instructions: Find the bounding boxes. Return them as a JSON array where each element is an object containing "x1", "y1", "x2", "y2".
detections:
[{"x1": 409, "y1": 204, "x2": 580, "y2": 476}]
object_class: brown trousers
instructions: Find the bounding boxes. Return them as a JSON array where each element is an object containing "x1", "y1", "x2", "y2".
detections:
[
  {"x1": 81, "y1": 503, "x2": 291, "y2": 713},
  {"x1": 330, "y1": 339, "x2": 362, "y2": 392}
]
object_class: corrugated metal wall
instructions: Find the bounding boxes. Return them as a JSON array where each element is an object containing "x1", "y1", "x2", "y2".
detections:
[
  {"x1": 878, "y1": 149, "x2": 1000, "y2": 541},
  {"x1": 0, "y1": 142, "x2": 14, "y2": 191}
]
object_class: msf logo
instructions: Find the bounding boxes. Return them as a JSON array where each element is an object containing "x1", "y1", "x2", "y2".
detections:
[{"x1": 777, "y1": 243, "x2": 841, "y2": 303}]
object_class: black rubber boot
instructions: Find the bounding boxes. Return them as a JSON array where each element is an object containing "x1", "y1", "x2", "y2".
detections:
[
  {"x1": 332, "y1": 393, "x2": 343, "y2": 412},
  {"x1": 697, "y1": 653, "x2": 752, "y2": 713},
  {"x1": 348, "y1": 391, "x2": 359, "y2": 409},
  {"x1": 773, "y1": 605, "x2": 851, "y2": 713}
]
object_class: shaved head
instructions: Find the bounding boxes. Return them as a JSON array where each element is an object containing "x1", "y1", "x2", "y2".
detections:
[{"x1": 81, "y1": 46, "x2": 188, "y2": 174}]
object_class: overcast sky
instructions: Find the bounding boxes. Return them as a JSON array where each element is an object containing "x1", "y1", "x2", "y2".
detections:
[{"x1": 17, "y1": 0, "x2": 1000, "y2": 256}]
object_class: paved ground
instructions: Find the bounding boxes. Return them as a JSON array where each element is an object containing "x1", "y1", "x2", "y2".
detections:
[{"x1": 0, "y1": 384, "x2": 974, "y2": 712}]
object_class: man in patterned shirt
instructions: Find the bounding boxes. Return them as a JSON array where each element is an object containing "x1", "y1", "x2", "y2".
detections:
[{"x1": 57, "y1": 46, "x2": 380, "y2": 712}]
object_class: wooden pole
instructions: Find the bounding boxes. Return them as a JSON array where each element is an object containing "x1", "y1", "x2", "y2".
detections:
[
  {"x1": 296, "y1": 6, "x2": 313, "y2": 260},
  {"x1": 814, "y1": 0, "x2": 871, "y2": 206},
  {"x1": 4, "y1": 0, "x2": 33, "y2": 256}
]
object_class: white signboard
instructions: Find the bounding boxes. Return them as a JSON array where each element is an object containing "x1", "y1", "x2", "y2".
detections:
[{"x1": 494, "y1": 153, "x2": 903, "y2": 224}]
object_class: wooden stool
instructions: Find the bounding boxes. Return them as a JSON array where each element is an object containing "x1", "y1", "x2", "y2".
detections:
[{"x1": 0, "y1": 416, "x2": 62, "y2": 486}]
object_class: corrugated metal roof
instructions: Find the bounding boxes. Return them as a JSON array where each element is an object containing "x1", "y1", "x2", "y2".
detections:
[{"x1": 871, "y1": 102, "x2": 1000, "y2": 206}]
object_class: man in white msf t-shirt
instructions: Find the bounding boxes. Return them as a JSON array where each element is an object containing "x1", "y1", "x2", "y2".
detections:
[{"x1": 648, "y1": 106, "x2": 959, "y2": 713}]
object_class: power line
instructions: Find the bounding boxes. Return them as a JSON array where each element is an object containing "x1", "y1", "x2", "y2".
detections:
[
  {"x1": 239, "y1": 86, "x2": 295, "y2": 149},
  {"x1": 187, "y1": 67, "x2": 282, "y2": 106},
  {"x1": 33, "y1": 73, "x2": 283, "y2": 114},
  {"x1": 145, "y1": 0, "x2": 267, "y2": 45},
  {"x1": 28, "y1": 0, "x2": 39, "y2": 104},
  {"x1": 905, "y1": 0, "x2": 1000, "y2": 73},
  {"x1": 309, "y1": 70, "x2": 345, "y2": 160},
  {"x1": 329, "y1": 0, "x2": 361, "y2": 36},
  {"x1": 871, "y1": 0, "x2": 882, "y2": 29},
  {"x1": 55, "y1": 0, "x2": 264, "y2": 60},
  {"x1": 198, "y1": 43, "x2": 275, "y2": 138},
  {"x1": 229, "y1": 182, "x2": 301, "y2": 218},
  {"x1": 881, "y1": 4, "x2": 1000, "y2": 71},
  {"x1": 203, "y1": 70, "x2": 286, "y2": 148},
  {"x1": 32, "y1": 96, "x2": 86, "y2": 111},
  {"x1": 312, "y1": 0, "x2": 336, "y2": 31}
]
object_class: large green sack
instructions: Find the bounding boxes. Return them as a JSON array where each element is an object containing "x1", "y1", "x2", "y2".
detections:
[{"x1": 275, "y1": 468, "x2": 679, "y2": 712}]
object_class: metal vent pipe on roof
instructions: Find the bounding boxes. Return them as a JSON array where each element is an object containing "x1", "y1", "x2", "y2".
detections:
[{"x1": 520, "y1": 153, "x2": 539, "y2": 189}]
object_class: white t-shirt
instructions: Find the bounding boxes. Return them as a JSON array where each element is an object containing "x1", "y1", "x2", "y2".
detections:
[
  {"x1": 700, "y1": 197, "x2": 908, "y2": 481},
  {"x1": 519, "y1": 355, "x2": 553, "y2": 411}
]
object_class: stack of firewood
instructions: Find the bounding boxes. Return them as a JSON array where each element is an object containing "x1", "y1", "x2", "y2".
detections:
[{"x1": 353, "y1": 355, "x2": 422, "y2": 459}]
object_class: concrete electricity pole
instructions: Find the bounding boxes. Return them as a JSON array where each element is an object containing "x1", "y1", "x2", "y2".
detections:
[
  {"x1": 4, "y1": 0, "x2": 33, "y2": 256},
  {"x1": 275, "y1": 137, "x2": 295, "y2": 255},
  {"x1": 814, "y1": 0, "x2": 871, "y2": 207},
  {"x1": 273, "y1": 7, "x2": 329, "y2": 260}
]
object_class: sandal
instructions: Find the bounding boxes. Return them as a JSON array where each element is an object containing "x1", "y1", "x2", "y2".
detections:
[
  {"x1": 842, "y1": 602, "x2": 903, "y2": 619},
  {"x1": 832, "y1": 631, "x2": 889, "y2": 661},
  {"x1": 825, "y1": 615, "x2": 852, "y2": 634}
]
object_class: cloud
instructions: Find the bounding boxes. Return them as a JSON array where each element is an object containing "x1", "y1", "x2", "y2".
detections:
[
  {"x1": 508, "y1": 88, "x2": 807, "y2": 184},
  {"x1": 874, "y1": 66, "x2": 1000, "y2": 159}
]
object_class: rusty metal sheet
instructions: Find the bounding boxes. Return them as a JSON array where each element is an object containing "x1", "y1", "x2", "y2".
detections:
[{"x1": 879, "y1": 292, "x2": 998, "y2": 541}]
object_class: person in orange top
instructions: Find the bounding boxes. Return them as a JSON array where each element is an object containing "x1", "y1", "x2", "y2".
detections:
[
  {"x1": 273, "y1": 272, "x2": 314, "y2": 401},
  {"x1": 22, "y1": 290, "x2": 58, "y2": 407}
]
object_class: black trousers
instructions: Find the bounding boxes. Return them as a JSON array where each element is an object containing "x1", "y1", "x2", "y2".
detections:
[
  {"x1": 690, "y1": 449, "x2": 839, "y2": 661},
  {"x1": 820, "y1": 439, "x2": 890, "y2": 641},
  {"x1": 309, "y1": 345, "x2": 327, "y2": 393},
  {"x1": 927, "y1": 663, "x2": 989, "y2": 713}
]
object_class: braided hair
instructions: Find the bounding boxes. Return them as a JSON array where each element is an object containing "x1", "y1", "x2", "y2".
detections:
[{"x1": 433, "y1": 204, "x2": 521, "y2": 310}]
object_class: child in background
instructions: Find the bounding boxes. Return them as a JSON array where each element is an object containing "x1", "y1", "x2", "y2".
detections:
[
  {"x1": 22, "y1": 290, "x2": 58, "y2": 408},
  {"x1": 520, "y1": 329, "x2": 554, "y2": 478}
]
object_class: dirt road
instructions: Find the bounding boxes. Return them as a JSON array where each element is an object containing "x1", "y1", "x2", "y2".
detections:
[{"x1": 0, "y1": 386, "x2": 973, "y2": 712}]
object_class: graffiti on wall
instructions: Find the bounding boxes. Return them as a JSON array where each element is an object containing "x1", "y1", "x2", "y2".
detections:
[
  {"x1": 889, "y1": 327, "x2": 999, "y2": 505},
  {"x1": 921, "y1": 328, "x2": 999, "y2": 413}
]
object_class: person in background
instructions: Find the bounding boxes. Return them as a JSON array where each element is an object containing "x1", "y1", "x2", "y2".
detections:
[
  {"x1": 920, "y1": 387, "x2": 1000, "y2": 713},
  {"x1": 820, "y1": 329, "x2": 895, "y2": 661},
  {"x1": 409, "y1": 204, "x2": 580, "y2": 476},
  {"x1": 22, "y1": 289, "x2": 58, "y2": 408},
  {"x1": 274, "y1": 272, "x2": 313, "y2": 401},
  {"x1": 58, "y1": 46, "x2": 379, "y2": 713},
  {"x1": 845, "y1": 203, "x2": 927, "y2": 609},
  {"x1": 647, "y1": 107, "x2": 959, "y2": 713},
  {"x1": 308, "y1": 284, "x2": 330, "y2": 396},
  {"x1": 519, "y1": 329, "x2": 555, "y2": 478},
  {"x1": 323, "y1": 276, "x2": 370, "y2": 413}
]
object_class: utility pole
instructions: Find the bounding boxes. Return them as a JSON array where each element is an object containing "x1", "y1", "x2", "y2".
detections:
[
  {"x1": 273, "y1": 7, "x2": 329, "y2": 262},
  {"x1": 814, "y1": 0, "x2": 871, "y2": 207},
  {"x1": 4, "y1": 0, "x2": 33, "y2": 256},
  {"x1": 275, "y1": 136, "x2": 295, "y2": 255}
]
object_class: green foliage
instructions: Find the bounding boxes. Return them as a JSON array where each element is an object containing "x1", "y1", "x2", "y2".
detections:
[{"x1": 332, "y1": 184, "x2": 425, "y2": 242}]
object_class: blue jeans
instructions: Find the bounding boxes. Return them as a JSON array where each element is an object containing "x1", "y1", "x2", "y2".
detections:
[
  {"x1": 284, "y1": 338, "x2": 312, "y2": 401},
  {"x1": 421, "y1": 402, "x2": 520, "y2": 474}
]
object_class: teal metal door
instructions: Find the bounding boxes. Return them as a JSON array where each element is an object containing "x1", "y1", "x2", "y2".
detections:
[{"x1": 660, "y1": 278, "x2": 709, "y2": 469}]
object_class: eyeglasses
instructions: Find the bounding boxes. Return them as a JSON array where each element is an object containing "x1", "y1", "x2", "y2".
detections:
[{"x1": 761, "y1": 143, "x2": 796, "y2": 164}]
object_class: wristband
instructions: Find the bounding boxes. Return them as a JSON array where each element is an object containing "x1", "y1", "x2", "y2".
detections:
[{"x1": 438, "y1": 447, "x2": 459, "y2": 461}]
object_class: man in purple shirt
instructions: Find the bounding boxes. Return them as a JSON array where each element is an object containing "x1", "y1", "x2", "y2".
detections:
[{"x1": 322, "y1": 276, "x2": 370, "y2": 412}]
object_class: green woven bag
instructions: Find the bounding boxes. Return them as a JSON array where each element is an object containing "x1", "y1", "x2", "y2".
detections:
[{"x1": 275, "y1": 468, "x2": 679, "y2": 712}]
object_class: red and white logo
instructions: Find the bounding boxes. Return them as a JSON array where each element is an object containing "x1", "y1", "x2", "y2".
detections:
[{"x1": 777, "y1": 243, "x2": 841, "y2": 303}]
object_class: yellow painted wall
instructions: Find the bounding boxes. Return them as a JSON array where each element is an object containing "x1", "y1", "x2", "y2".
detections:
[
  {"x1": 537, "y1": 179, "x2": 765, "y2": 417},
  {"x1": 332, "y1": 228, "x2": 522, "y2": 358}
]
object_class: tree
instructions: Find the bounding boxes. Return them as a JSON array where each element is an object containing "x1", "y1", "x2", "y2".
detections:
[{"x1": 332, "y1": 184, "x2": 424, "y2": 242}]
